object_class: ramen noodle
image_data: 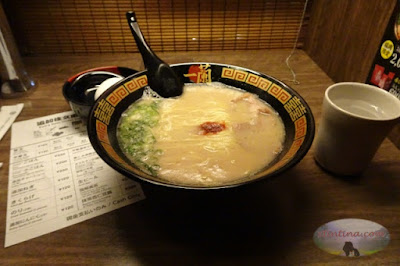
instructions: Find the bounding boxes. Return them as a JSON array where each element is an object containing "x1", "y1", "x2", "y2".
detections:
[{"x1": 117, "y1": 82, "x2": 285, "y2": 186}]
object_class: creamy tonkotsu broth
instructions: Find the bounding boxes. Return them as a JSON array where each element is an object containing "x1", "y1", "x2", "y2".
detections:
[{"x1": 117, "y1": 82, "x2": 285, "y2": 186}]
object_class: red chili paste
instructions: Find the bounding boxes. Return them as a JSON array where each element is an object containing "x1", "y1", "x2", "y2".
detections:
[{"x1": 199, "y1": 121, "x2": 226, "y2": 135}]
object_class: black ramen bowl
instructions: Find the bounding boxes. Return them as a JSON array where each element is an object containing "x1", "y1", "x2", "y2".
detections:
[
  {"x1": 87, "y1": 63, "x2": 315, "y2": 189},
  {"x1": 63, "y1": 66, "x2": 138, "y2": 122}
]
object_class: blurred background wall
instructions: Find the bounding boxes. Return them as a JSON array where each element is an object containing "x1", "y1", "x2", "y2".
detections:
[
  {"x1": 3, "y1": 0, "x2": 312, "y2": 55},
  {"x1": 1, "y1": 0, "x2": 395, "y2": 83}
]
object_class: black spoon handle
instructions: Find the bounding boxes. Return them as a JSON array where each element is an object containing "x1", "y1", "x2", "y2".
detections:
[
  {"x1": 126, "y1": 11, "x2": 183, "y2": 98},
  {"x1": 126, "y1": 11, "x2": 163, "y2": 70}
]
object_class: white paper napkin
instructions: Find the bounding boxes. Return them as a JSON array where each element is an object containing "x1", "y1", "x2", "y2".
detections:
[{"x1": 0, "y1": 103, "x2": 23, "y2": 141}]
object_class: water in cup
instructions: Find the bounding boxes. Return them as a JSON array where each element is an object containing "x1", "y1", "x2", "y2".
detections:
[{"x1": 334, "y1": 98, "x2": 389, "y2": 119}]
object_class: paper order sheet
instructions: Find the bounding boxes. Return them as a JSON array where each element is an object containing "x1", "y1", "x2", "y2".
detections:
[{"x1": 5, "y1": 111, "x2": 145, "y2": 247}]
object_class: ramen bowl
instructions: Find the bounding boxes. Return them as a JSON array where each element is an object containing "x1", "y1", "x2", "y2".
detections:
[{"x1": 87, "y1": 63, "x2": 315, "y2": 189}]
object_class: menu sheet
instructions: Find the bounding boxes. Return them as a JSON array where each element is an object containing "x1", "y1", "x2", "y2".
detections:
[{"x1": 5, "y1": 111, "x2": 145, "y2": 247}]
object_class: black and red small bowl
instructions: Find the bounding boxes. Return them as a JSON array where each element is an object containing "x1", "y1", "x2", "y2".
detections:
[{"x1": 62, "y1": 66, "x2": 137, "y2": 122}]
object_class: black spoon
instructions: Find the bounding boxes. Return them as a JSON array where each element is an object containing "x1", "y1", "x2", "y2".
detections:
[{"x1": 126, "y1": 11, "x2": 183, "y2": 98}]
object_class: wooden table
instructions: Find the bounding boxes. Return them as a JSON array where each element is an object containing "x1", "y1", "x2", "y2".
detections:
[{"x1": 0, "y1": 50, "x2": 399, "y2": 265}]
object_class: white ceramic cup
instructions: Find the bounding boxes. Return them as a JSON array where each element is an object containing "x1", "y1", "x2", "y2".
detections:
[{"x1": 314, "y1": 82, "x2": 400, "y2": 176}]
